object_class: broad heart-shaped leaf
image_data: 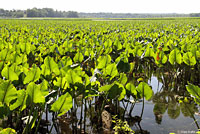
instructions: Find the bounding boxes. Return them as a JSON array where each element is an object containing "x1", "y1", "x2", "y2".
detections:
[
  {"x1": 136, "y1": 82, "x2": 153, "y2": 100},
  {"x1": 24, "y1": 66, "x2": 41, "y2": 84},
  {"x1": 0, "y1": 80, "x2": 17, "y2": 106},
  {"x1": 43, "y1": 56, "x2": 60, "y2": 75},
  {"x1": 10, "y1": 89, "x2": 26, "y2": 111},
  {"x1": 169, "y1": 49, "x2": 182, "y2": 65},
  {"x1": 186, "y1": 83, "x2": 200, "y2": 105},
  {"x1": 144, "y1": 47, "x2": 154, "y2": 58},
  {"x1": 51, "y1": 92, "x2": 72, "y2": 116},
  {"x1": 116, "y1": 59, "x2": 130, "y2": 73},
  {"x1": 126, "y1": 83, "x2": 137, "y2": 96},
  {"x1": 118, "y1": 73, "x2": 127, "y2": 85},
  {"x1": 53, "y1": 77, "x2": 69, "y2": 90},
  {"x1": 26, "y1": 82, "x2": 45, "y2": 104},
  {"x1": 98, "y1": 83, "x2": 126, "y2": 100},
  {"x1": 97, "y1": 55, "x2": 111, "y2": 69},
  {"x1": 1, "y1": 65, "x2": 18, "y2": 81},
  {"x1": 38, "y1": 80, "x2": 49, "y2": 96},
  {"x1": 104, "y1": 63, "x2": 119, "y2": 80},
  {"x1": 183, "y1": 52, "x2": 196, "y2": 66},
  {"x1": 114, "y1": 39, "x2": 122, "y2": 50},
  {"x1": 0, "y1": 128, "x2": 16, "y2": 134},
  {"x1": 73, "y1": 52, "x2": 83, "y2": 63},
  {"x1": 108, "y1": 83, "x2": 126, "y2": 100},
  {"x1": 65, "y1": 70, "x2": 82, "y2": 85}
]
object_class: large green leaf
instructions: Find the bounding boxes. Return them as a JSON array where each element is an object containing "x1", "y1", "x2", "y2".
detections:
[
  {"x1": 43, "y1": 56, "x2": 60, "y2": 75},
  {"x1": 0, "y1": 80, "x2": 17, "y2": 106},
  {"x1": 97, "y1": 55, "x2": 111, "y2": 69},
  {"x1": 183, "y1": 52, "x2": 196, "y2": 66},
  {"x1": 39, "y1": 80, "x2": 49, "y2": 96},
  {"x1": 144, "y1": 47, "x2": 154, "y2": 58},
  {"x1": 118, "y1": 73, "x2": 127, "y2": 85},
  {"x1": 1, "y1": 65, "x2": 18, "y2": 81},
  {"x1": 186, "y1": 83, "x2": 200, "y2": 105},
  {"x1": 26, "y1": 82, "x2": 45, "y2": 104},
  {"x1": 104, "y1": 63, "x2": 119, "y2": 80},
  {"x1": 126, "y1": 83, "x2": 137, "y2": 96},
  {"x1": 53, "y1": 77, "x2": 69, "y2": 90},
  {"x1": 0, "y1": 128, "x2": 16, "y2": 134},
  {"x1": 136, "y1": 82, "x2": 153, "y2": 100},
  {"x1": 114, "y1": 39, "x2": 122, "y2": 50},
  {"x1": 10, "y1": 89, "x2": 26, "y2": 111},
  {"x1": 65, "y1": 70, "x2": 82, "y2": 84},
  {"x1": 73, "y1": 52, "x2": 83, "y2": 63},
  {"x1": 169, "y1": 49, "x2": 182, "y2": 65},
  {"x1": 51, "y1": 92, "x2": 73, "y2": 116},
  {"x1": 99, "y1": 83, "x2": 126, "y2": 100},
  {"x1": 24, "y1": 66, "x2": 41, "y2": 84}
]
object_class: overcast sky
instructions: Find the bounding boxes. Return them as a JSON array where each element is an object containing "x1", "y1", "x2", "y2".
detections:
[{"x1": 0, "y1": 0, "x2": 200, "y2": 14}]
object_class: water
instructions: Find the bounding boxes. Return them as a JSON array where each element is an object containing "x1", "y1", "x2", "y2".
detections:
[
  {"x1": 124, "y1": 76, "x2": 200, "y2": 134},
  {"x1": 41, "y1": 76, "x2": 200, "y2": 134}
]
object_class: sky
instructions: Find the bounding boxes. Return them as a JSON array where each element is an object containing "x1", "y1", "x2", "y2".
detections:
[{"x1": 0, "y1": 0, "x2": 200, "y2": 14}]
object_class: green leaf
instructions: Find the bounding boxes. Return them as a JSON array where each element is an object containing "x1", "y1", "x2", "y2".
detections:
[
  {"x1": 44, "y1": 56, "x2": 60, "y2": 75},
  {"x1": 108, "y1": 83, "x2": 126, "y2": 100},
  {"x1": 144, "y1": 47, "x2": 154, "y2": 58},
  {"x1": 183, "y1": 52, "x2": 196, "y2": 66},
  {"x1": 1, "y1": 65, "x2": 18, "y2": 81},
  {"x1": 97, "y1": 55, "x2": 111, "y2": 69},
  {"x1": 136, "y1": 82, "x2": 153, "y2": 100},
  {"x1": 0, "y1": 128, "x2": 16, "y2": 134},
  {"x1": 24, "y1": 66, "x2": 41, "y2": 84},
  {"x1": 53, "y1": 77, "x2": 69, "y2": 90},
  {"x1": 126, "y1": 83, "x2": 137, "y2": 96},
  {"x1": 104, "y1": 63, "x2": 119, "y2": 80},
  {"x1": 26, "y1": 82, "x2": 45, "y2": 104},
  {"x1": 39, "y1": 80, "x2": 49, "y2": 96},
  {"x1": 186, "y1": 83, "x2": 200, "y2": 105},
  {"x1": 117, "y1": 59, "x2": 130, "y2": 73},
  {"x1": 73, "y1": 52, "x2": 83, "y2": 63},
  {"x1": 10, "y1": 89, "x2": 26, "y2": 111},
  {"x1": 99, "y1": 83, "x2": 126, "y2": 100},
  {"x1": 118, "y1": 73, "x2": 127, "y2": 85},
  {"x1": 0, "y1": 80, "x2": 17, "y2": 106},
  {"x1": 51, "y1": 92, "x2": 73, "y2": 116},
  {"x1": 169, "y1": 49, "x2": 182, "y2": 65},
  {"x1": 65, "y1": 70, "x2": 82, "y2": 84},
  {"x1": 114, "y1": 39, "x2": 122, "y2": 50},
  {"x1": 99, "y1": 84, "x2": 112, "y2": 92}
]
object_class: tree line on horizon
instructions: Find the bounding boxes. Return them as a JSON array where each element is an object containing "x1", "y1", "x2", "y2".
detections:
[
  {"x1": 0, "y1": 8, "x2": 79, "y2": 18},
  {"x1": 0, "y1": 8, "x2": 200, "y2": 18}
]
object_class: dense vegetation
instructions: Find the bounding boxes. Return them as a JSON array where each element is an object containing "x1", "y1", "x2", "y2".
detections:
[
  {"x1": 0, "y1": 19, "x2": 200, "y2": 133},
  {"x1": 0, "y1": 8, "x2": 79, "y2": 18}
]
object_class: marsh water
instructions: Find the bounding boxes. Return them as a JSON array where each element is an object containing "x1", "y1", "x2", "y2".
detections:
[{"x1": 41, "y1": 75, "x2": 200, "y2": 134}]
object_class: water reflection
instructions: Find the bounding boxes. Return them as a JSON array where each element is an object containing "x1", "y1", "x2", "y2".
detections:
[{"x1": 42, "y1": 68, "x2": 200, "y2": 134}]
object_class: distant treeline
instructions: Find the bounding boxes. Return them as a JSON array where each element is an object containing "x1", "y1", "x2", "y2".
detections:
[
  {"x1": 0, "y1": 8, "x2": 200, "y2": 18},
  {"x1": 0, "y1": 8, "x2": 79, "y2": 18},
  {"x1": 79, "y1": 13, "x2": 190, "y2": 18}
]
